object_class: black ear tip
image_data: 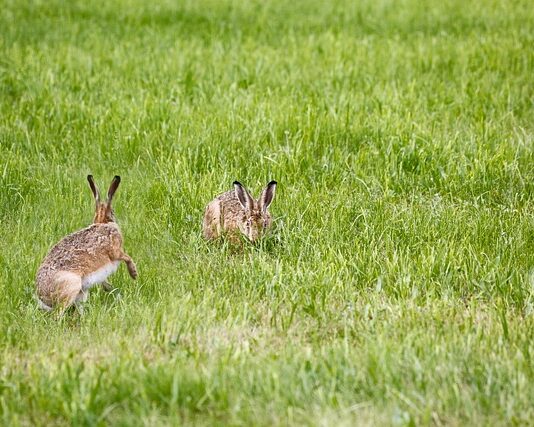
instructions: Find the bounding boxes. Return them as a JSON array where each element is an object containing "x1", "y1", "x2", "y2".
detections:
[
  {"x1": 269, "y1": 180, "x2": 277, "y2": 186},
  {"x1": 114, "y1": 176, "x2": 121, "y2": 182},
  {"x1": 87, "y1": 175, "x2": 94, "y2": 181},
  {"x1": 233, "y1": 181, "x2": 242, "y2": 187}
]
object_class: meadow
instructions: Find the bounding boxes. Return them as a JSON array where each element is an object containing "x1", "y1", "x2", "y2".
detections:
[{"x1": 1, "y1": 0, "x2": 534, "y2": 425}]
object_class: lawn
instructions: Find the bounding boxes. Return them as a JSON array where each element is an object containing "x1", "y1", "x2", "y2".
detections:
[{"x1": 1, "y1": 0, "x2": 534, "y2": 425}]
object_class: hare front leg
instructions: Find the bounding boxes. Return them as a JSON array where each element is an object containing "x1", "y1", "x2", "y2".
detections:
[{"x1": 118, "y1": 252, "x2": 138, "y2": 279}]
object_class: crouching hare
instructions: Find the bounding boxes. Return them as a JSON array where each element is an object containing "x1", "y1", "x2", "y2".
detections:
[
  {"x1": 203, "y1": 180, "x2": 277, "y2": 243},
  {"x1": 36, "y1": 175, "x2": 137, "y2": 313}
]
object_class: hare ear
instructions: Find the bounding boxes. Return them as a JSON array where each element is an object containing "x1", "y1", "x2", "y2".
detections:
[
  {"x1": 106, "y1": 176, "x2": 121, "y2": 204},
  {"x1": 259, "y1": 180, "x2": 277, "y2": 212},
  {"x1": 87, "y1": 175, "x2": 100, "y2": 202},
  {"x1": 234, "y1": 181, "x2": 254, "y2": 210}
]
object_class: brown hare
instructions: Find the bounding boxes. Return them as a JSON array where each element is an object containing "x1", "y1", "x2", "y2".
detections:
[
  {"x1": 203, "y1": 180, "x2": 277, "y2": 243},
  {"x1": 36, "y1": 175, "x2": 137, "y2": 313}
]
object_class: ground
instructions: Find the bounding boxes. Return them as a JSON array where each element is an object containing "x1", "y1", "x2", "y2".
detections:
[{"x1": 1, "y1": 0, "x2": 533, "y2": 425}]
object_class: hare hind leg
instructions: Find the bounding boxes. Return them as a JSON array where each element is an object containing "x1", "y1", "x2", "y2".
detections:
[
  {"x1": 102, "y1": 281, "x2": 113, "y2": 292},
  {"x1": 52, "y1": 271, "x2": 83, "y2": 311},
  {"x1": 203, "y1": 201, "x2": 222, "y2": 240}
]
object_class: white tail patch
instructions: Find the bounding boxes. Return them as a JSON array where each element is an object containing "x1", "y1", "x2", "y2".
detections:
[{"x1": 82, "y1": 261, "x2": 120, "y2": 290}]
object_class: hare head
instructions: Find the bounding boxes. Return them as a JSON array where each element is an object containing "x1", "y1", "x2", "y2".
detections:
[
  {"x1": 87, "y1": 175, "x2": 121, "y2": 224},
  {"x1": 233, "y1": 180, "x2": 277, "y2": 242}
]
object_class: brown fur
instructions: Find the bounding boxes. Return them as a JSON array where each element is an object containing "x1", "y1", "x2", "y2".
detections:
[
  {"x1": 94, "y1": 203, "x2": 115, "y2": 224},
  {"x1": 36, "y1": 176, "x2": 137, "y2": 312},
  {"x1": 203, "y1": 181, "x2": 277, "y2": 243}
]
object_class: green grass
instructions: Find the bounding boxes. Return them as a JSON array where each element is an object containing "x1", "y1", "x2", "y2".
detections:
[{"x1": 1, "y1": 0, "x2": 534, "y2": 425}]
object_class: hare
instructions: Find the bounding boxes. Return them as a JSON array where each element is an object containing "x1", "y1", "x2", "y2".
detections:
[
  {"x1": 203, "y1": 180, "x2": 277, "y2": 243},
  {"x1": 36, "y1": 175, "x2": 137, "y2": 313}
]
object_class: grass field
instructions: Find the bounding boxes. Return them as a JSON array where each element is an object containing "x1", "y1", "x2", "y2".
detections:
[{"x1": 1, "y1": 0, "x2": 534, "y2": 425}]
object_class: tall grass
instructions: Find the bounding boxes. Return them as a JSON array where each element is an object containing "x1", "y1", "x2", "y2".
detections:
[{"x1": 1, "y1": 0, "x2": 533, "y2": 425}]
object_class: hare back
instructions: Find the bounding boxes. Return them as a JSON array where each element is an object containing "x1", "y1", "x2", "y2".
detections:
[
  {"x1": 37, "y1": 223, "x2": 122, "y2": 282},
  {"x1": 218, "y1": 190, "x2": 248, "y2": 222},
  {"x1": 204, "y1": 191, "x2": 245, "y2": 237}
]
